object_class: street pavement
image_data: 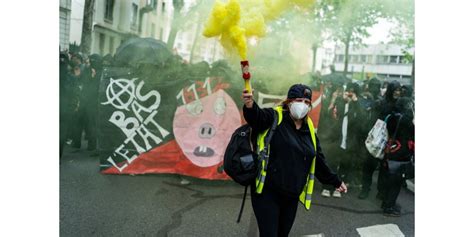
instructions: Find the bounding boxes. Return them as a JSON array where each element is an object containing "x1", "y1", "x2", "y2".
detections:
[{"x1": 60, "y1": 144, "x2": 414, "y2": 237}]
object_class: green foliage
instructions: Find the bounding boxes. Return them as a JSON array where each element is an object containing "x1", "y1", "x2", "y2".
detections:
[{"x1": 383, "y1": 0, "x2": 415, "y2": 60}]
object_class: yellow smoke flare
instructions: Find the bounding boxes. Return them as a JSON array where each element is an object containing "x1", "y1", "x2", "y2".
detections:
[{"x1": 202, "y1": 0, "x2": 316, "y2": 60}]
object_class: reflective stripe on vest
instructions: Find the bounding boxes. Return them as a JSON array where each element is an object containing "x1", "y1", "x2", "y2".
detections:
[
  {"x1": 255, "y1": 106, "x2": 282, "y2": 193},
  {"x1": 255, "y1": 106, "x2": 317, "y2": 210}
]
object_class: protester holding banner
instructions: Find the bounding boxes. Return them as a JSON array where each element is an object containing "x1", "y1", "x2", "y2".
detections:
[
  {"x1": 83, "y1": 54, "x2": 102, "y2": 152},
  {"x1": 242, "y1": 84, "x2": 347, "y2": 237}
]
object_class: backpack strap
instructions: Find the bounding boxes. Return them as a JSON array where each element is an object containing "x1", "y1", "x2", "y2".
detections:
[
  {"x1": 390, "y1": 113, "x2": 404, "y2": 140},
  {"x1": 236, "y1": 185, "x2": 248, "y2": 223}
]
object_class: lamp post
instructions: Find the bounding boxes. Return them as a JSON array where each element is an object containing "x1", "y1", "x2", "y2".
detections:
[{"x1": 312, "y1": 43, "x2": 318, "y2": 73}]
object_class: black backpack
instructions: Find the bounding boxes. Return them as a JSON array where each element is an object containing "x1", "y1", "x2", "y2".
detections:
[
  {"x1": 223, "y1": 124, "x2": 258, "y2": 186},
  {"x1": 223, "y1": 110, "x2": 278, "y2": 222}
]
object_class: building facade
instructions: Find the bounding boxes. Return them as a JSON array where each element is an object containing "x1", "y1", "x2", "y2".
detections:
[
  {"x1": 68, "y1": 0, "x2": 225, "y2": 63},
  {"x1": 333, "y1": 43, "x2": 414, "y2": 84},
  {"x1": 90, "y1": 0, "x2": 143, "y2": 55},
  {"x1": 60, "y1": 0, "x2": 72, "y2": 50}
]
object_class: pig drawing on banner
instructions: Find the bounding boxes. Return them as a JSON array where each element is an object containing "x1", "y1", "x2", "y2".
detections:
[
  {"x1": 173, "y1": 79, "x2": 241, "y2": 168},
  {"x1": 101, "y1": 78, "x2": 170, "y2": 172},
  {"x1": 100, "y1": 76, "x2": 241, "y2": 180}
]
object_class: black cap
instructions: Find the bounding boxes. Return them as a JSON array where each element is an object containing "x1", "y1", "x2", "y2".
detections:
[{"x1": 287, "y1": 84, "x2": 312, "y2": 101}]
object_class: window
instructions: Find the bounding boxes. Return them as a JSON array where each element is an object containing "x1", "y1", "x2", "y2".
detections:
[
  {"x1": 390, "y1": 55, "x2": 399, "y2": 64},
  {"x1": 104, "y1": 0, "x2": 114, "y2": 22},
  {"x1": 376, "y1": 55, "x2": 388, "y2": 64},
  {"x1": 162, "y1": 2, "x2": 166, "y2": 13},
  {"x1": 360, "y1": 55, "x2": 367, "y2": 63},
  {"x1": 151, "y1": 0, "x2": 158, "y2": 9},
  {"x1": 350, "y1": 55, "x2": 358, "y2": 63},
  {"x1": 150, "y1": 23, "x2": 156, "y2": 37},
  {"x1": 131, "y1": 3, "x2": 138, "y2": 27},
  {"x1": 367, "y1": 55, "x2": 373, "y2": 64},
  {"x1": 109, "y1": 37, "x2": 114, "y2": 54},
  {"x1": 99, "y1": 33, "x2": 105, "y2": 55}
]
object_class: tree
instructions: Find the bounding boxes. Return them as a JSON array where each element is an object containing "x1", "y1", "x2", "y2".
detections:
[
  {"x1": 383, "y1": 0, "x2": 415, "y2": 86},
  {"x1": 167, "y1": 0, "x2": 185, "y2": 49},
  {"x1": 80, "y1": 0, "x2": 96, "y2": 55},
  {"x1": 322, "y1": 0, "x2": 384, "y2": 76}
]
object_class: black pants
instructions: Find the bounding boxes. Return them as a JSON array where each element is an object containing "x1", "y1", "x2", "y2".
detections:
[
  {"x1": 71, "y1": 106, "x2": 87, "y2": 148},
  {"x1": 361, "y1": 154, "x2": 385, "y2": 193},
  {"x1": 250, "y1": 185, "x2": 299, "y2": 237},
  {"x1": 86, "y1": 106, "x2": 97, "y2": 150},
  {"x1": 60, "y1": 111, "x2": 72, "y2": 158},
  {"x1": 381, "y1": 168, "x2": 404, "y2": 208},
  {"x1": 72, "y1": 105, "x2": 97, "y2": 150}
]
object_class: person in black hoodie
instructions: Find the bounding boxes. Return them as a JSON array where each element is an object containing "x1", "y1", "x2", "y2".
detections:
[
  {"x1": 242, "y1": 84, "x2": 347, "y2": 237},
  {"x1": 362, "y1": 80, "x2": 403, "y2": 201},
  {"x1": 330, "y1": 82, "x2": 363, "y2": 194},
  {"x1": 376, "y1": 80, "x2": 402, "y2": 119},
  {"x1": 84, "y1": 54, "x2": 102, "y2": 152},
  {"x1": 60, "y1": 52, "x2": 80, "y2": 158},
  {"x1": 380, "y1": 97, "x2": 415, "y2": 217},
  {"x1": 401, "y1": 85, "x2": 413, "y2": 99},
  {"x1": 318, "y1": 81, "x2": 344, "y2": 198},
  {"x1": 358, "y1": 78, "x2": 386, "y2": 199}
]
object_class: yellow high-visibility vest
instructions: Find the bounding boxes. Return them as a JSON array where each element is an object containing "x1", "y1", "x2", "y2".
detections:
[{"x1": 255, "y1": 106, "x2": 317, "y2": 210}]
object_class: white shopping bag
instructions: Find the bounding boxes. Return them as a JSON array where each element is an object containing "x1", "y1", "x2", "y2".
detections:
[{"x1": 365, "y1": 115, "x2": 390, "y2": 159}]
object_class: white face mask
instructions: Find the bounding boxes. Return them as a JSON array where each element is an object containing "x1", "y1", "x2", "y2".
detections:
[{"x1": 289, "y1": 102, "x2": 310, "y2": 120}]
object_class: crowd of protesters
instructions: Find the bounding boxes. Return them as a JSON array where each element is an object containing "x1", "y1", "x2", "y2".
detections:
[
  {"x1": 60, "y1": 50, "x2": 110, "y2": 158},
  {"x1": 60, "y1": 48, "x2": 414, "y2": 217},
  {"x1": 312, "y1": 67, "x2": 415, "y2": 217}
]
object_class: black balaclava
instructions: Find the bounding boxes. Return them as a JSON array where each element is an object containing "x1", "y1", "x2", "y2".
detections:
[
  {"x1": 368, "y1": 78, "x2": 381, "y2": 98},
  {"x1": 385, "y1": 81, "x2": 402, "y2": 102}
]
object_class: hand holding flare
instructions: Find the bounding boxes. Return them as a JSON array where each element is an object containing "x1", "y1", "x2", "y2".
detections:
[{"x1": 240, "y1": 60, "x2": 252, "y2": 94}]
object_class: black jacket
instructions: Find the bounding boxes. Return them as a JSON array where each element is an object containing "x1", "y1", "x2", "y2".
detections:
[
  {"x1": 331, "y1": 97, "x2": 363, "y2": 151},
  {"x1": 243, "y1": 102, "x2": 342, "y2": 198}
]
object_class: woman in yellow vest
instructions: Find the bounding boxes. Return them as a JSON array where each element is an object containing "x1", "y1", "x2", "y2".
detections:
[{"x1": 242, "y1": 84, "x2": 347, "y2": 237}]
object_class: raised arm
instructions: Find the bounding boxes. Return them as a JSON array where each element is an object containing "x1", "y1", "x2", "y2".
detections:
[{"x1": 241, "y1": 89, "x2": 275, "y2": 134}]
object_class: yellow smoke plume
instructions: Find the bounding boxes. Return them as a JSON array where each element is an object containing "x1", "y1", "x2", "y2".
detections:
[{"x1": 202, "y1": 0, "x2": 316, "y2": 60}]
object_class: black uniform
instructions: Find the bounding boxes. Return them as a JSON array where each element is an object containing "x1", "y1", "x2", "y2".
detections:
[{"x1": 243, "y1": 101, "x2": 341, "y2": 237}]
